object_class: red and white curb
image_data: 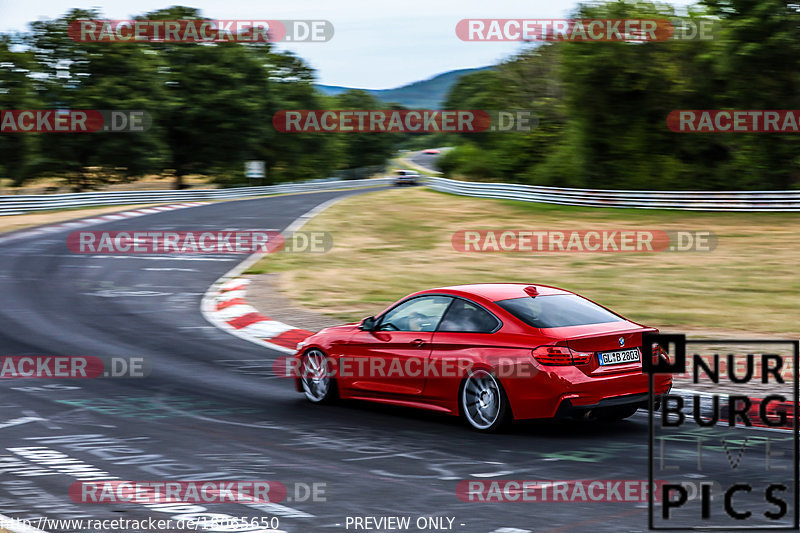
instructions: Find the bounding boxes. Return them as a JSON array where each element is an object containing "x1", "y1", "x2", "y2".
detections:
[
  {"x1": 201, "y1": 197, "x2": 345, "y2": 354},
  {"x1": 0, "y1": 202, "x2": 209, "y2": 245},
  {"x1": 204, "y1": 277, "x2": 312, "y2": 353}
]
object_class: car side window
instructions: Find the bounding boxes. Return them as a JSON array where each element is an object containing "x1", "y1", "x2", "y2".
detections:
[
  {"x1": 437, "y1": 298, "x2": 500, "y2": 333},
  {"x1": 378, "y1": 296, "x2": 452, "y2": 332}
]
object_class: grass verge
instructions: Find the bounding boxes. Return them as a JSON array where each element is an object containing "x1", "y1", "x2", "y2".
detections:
[{"x1": 246, "y1": 187, "x2": 800, "y2": 336}]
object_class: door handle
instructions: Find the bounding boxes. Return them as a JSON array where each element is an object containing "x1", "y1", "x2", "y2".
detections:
[{"x1": 411, "y1": 338, "x2": 426, "y2": 347}]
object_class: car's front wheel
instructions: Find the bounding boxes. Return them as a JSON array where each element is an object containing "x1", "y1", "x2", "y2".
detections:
[
  {"x1": 300, "y1": 349, "x2": 337, "y2": 404},
  {"x1": 460, "y1": 369, "x2": 511, "y2": 432}
]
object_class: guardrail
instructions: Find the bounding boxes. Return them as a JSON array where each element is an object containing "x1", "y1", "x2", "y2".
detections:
[
  {"x1": 428, "y1": 177, "x2": 800, "y2": 212},
  {"x1": 0, "y1": 178, "x2": 391, "y2": 216}
]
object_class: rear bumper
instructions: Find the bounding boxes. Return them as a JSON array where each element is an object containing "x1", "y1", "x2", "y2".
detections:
[
  {"x1": 506, "y1": 368, "x2": 673, "y2": 420},
  {"x1": 553, "y1": 391, "x2": 667, "y2": 419}
]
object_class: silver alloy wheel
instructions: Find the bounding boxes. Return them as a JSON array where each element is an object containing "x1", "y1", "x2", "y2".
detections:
[
  {"x1": 301, "y1": 349, "x2": 330, "y2": 402},
  {"x1": 462, "y1": 369, "x2": 502, "y2": 430}
]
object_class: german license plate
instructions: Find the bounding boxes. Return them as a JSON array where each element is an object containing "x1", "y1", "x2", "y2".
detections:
[{"x1": 598, "y1": 348, "x2": 641, "y2": 366}]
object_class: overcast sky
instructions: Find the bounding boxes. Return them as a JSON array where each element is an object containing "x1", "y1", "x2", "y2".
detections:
[{"x1": 0, "y1": 0, "x2": 697, "y2": 89}]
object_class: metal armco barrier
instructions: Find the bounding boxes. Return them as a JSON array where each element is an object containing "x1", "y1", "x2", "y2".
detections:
[
  {"x1": 428, "y1": 177, "x2": 800, "y2": 212},
  {"x1": 0, "y1": 178, "x2": 391, "y2": 216}
]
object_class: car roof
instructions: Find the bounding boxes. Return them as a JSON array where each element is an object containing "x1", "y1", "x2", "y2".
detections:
[{"x1": 418, "y1": 283, "x2": 572, "y2": 302}]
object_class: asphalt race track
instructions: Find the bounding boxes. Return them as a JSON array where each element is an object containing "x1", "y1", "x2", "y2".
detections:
[
  {"x1": 0, "y1": 188, "x2": 795, "y2": 533},
  {"x1": 407, "y1": 150, "x2": 450, "y2": 173}
]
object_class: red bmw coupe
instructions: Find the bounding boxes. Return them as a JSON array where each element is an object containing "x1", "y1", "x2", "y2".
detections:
[{"x1": 294, "y1": 283, "x2": 672, "y2": 432}]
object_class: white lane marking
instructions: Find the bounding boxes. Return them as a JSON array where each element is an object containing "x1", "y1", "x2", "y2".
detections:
[
  {"x1": 21, "y1": 410, "x2": 62, "y2": 430},
  {"x1": 0, "y1": 203, "x2": 213, "y2": 247},
  {"x1": 85, "y1": 289, "x2": 173, "y2": 297},
  {"x1": 0, "y1": 416, "x2": 46, "y2": 429},
  {"x1": 470, "y1": 471, "x2": 515, "y2": 478},
  {"x1": 142, "y1": 267, "x2": 198, "y2": 272}
]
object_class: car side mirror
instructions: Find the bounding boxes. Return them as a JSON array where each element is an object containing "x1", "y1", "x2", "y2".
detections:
[{"x1": 359, "y1": 316, "x2": 377, "y2": 331}]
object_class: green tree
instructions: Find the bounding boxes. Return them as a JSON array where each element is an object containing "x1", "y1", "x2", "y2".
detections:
[
  {"x1": 263, "y1": 52, "x2": 345, "y2": 183},
  {"x1": 333, "y1": 89, "x2": 401, "y2": 169},
  {"x1": 141, "y1": 6, "x2": 272, "y2": 189},
  {"x1": 699, "y1": 0, "x2": 800, "y2": 189},
  {"x1": 0, "y1": 35, "x2": 41, "y2": 186},
  {"x1": 443, "y1": 45, "x2": 568, "y2": 183},
  {"x1": 27, "y1": 9, "x2": 168, "y2": 190}
]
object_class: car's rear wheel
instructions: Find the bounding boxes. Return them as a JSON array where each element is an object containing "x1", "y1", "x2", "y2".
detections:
[
  {"x1": 460, "y1": 369, "x2": 510, "y2": 432},
  {"x1": 300, "y1": 349, "x2": 337, "y2": 404}
]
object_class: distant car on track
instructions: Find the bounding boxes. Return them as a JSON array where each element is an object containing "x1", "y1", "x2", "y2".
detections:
[
  {"x1": 294, "y1": 283, "x2": 672, "y2": 432},
  {"x1": 422, "y1": 149, "x2": 441, "y2": 154},
  {"x1": 391, "y1": 169, "x2": 421, "y2": 186}
]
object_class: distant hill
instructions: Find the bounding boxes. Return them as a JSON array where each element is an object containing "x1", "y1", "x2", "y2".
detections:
[{"x1": 315, "y1": 67, "x2": 493, "y2": 109}]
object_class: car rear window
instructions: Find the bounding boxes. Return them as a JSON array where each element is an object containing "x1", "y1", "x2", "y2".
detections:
[
  {"x1": 438, "y1": 298, "x2": 499, "y2": 333},
  {"x1": 495, "y1": 294, "x2": 624, "y2": 328}
]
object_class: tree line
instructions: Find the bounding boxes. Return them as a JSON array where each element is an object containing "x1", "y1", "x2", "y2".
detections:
[
  {"x1": 440, "y1": 0, "x2": 800, "y2": 190},
  {"x1": 6, "y1": 1, "x2": 797, "y2": 192},
  {"x1": 0, "y1": 7, "x2": 399, "y2": 190}
]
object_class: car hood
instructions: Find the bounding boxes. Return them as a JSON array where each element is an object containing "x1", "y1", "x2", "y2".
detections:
[{"x1": 317, "y1": 323, "x2": 359, "y2": 336}]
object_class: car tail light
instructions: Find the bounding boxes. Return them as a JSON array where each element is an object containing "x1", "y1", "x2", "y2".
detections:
[
  {"x1": 532, "y1": 345, "x2": 593, "y2": 366},
  {"x1": 570, "y1": 350, "x2": 593, "y2": 365},
  {"x1": 652, "y1": 342, "x2": 669, "y2": 364}
]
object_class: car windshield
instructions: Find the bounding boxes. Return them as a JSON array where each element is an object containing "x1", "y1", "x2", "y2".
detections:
[{"x1": 495, "y1": 294, "x2": 624, "y2": 328}]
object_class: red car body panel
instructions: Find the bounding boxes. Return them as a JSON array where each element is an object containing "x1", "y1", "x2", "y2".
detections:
[{"x1": 294, "y1": 283, "x2": 672, "y2": 420}]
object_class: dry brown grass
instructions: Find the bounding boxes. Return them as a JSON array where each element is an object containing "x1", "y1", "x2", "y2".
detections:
[{"x1": 248, "y1": 187, "x2": 800, "y2": 336}]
